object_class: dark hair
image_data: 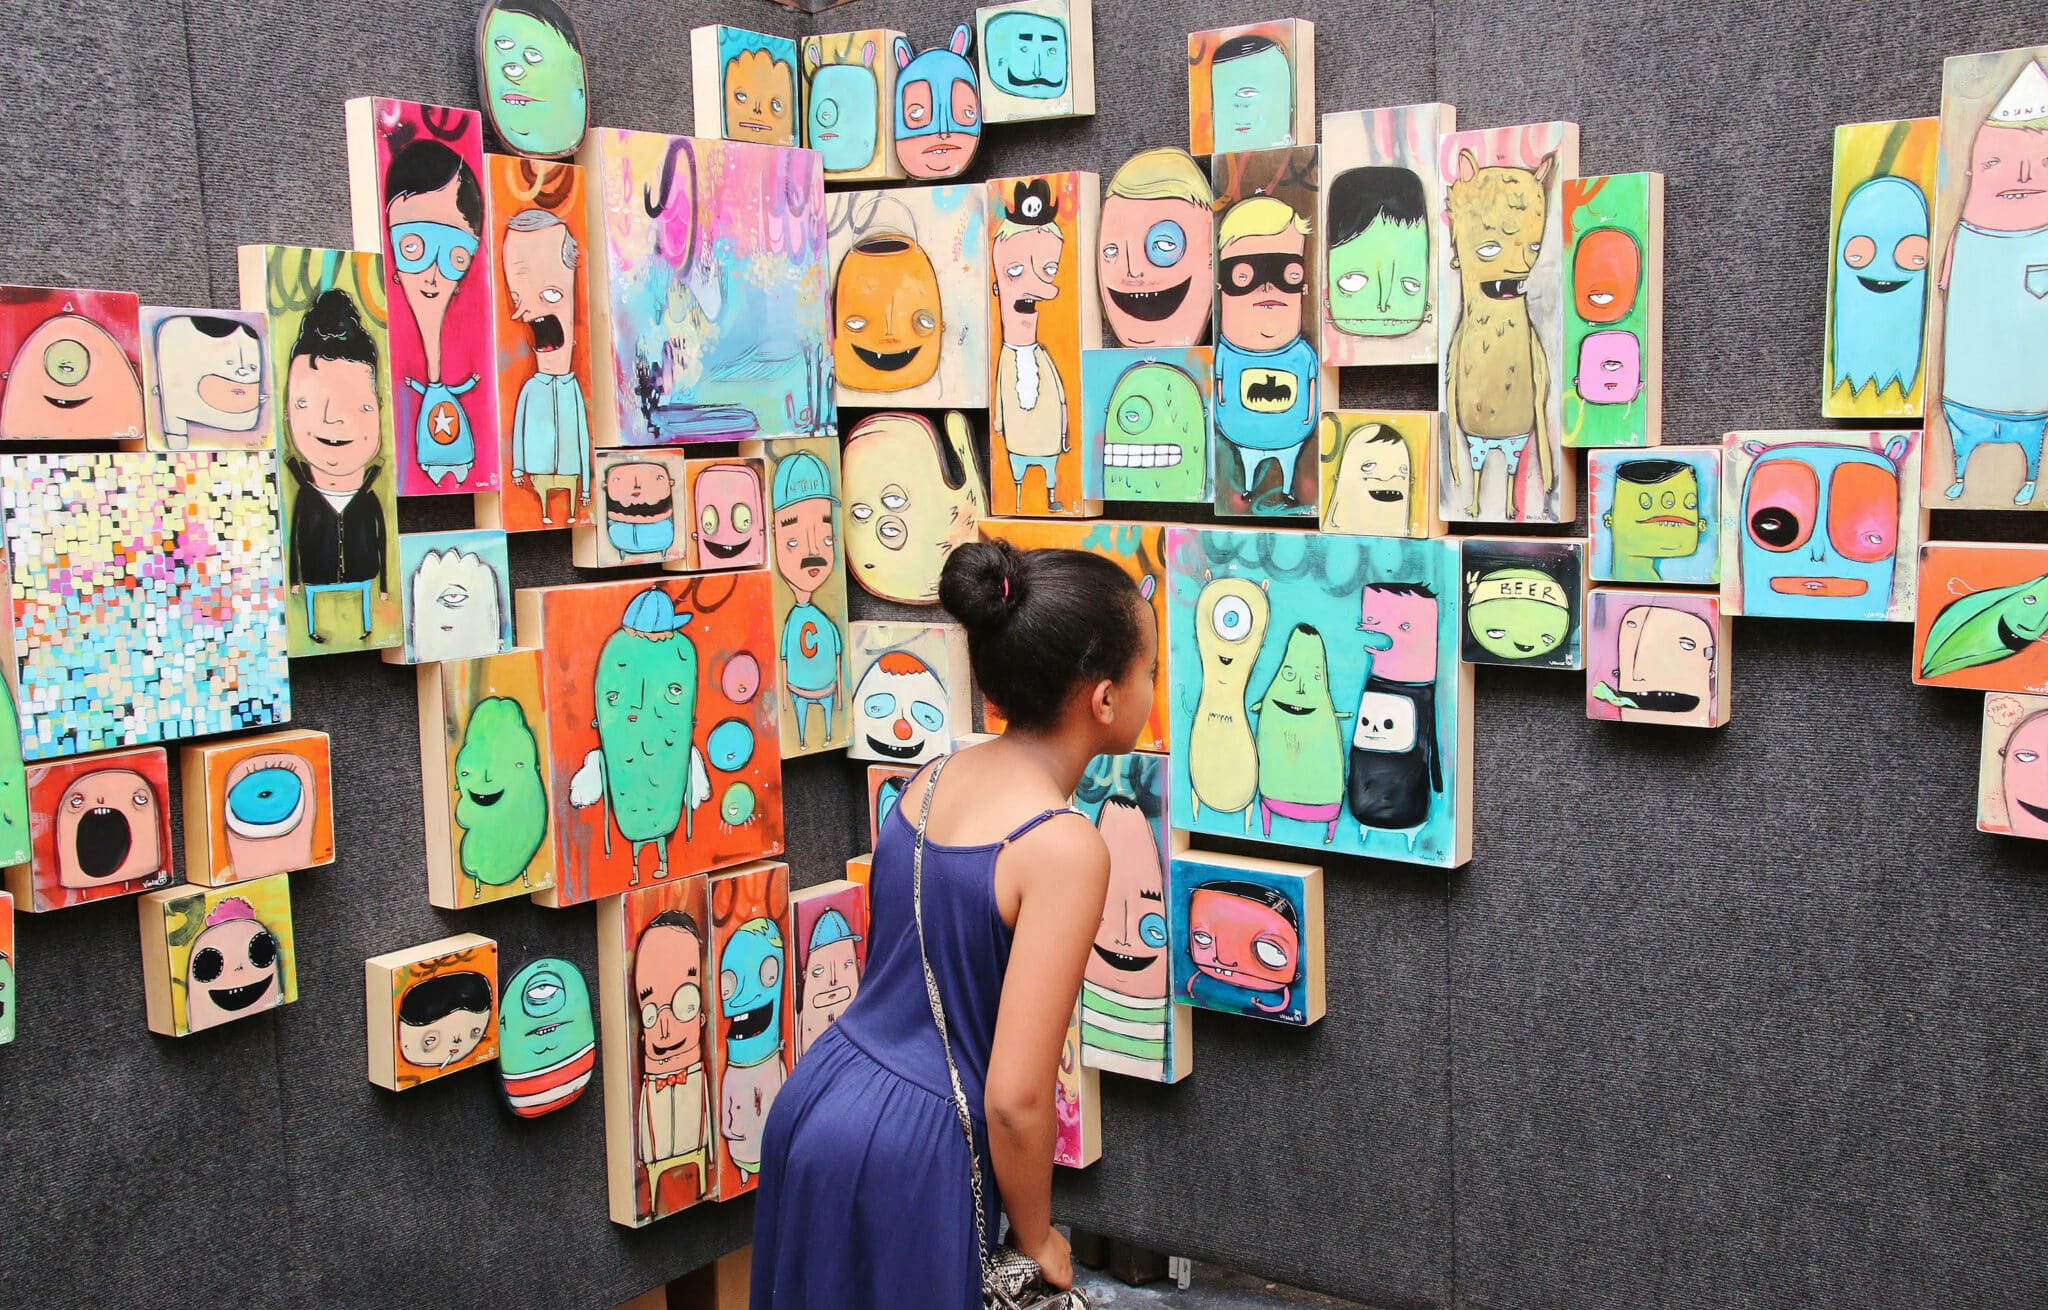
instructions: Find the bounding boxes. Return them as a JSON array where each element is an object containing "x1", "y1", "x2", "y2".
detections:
[
  {"x1": 385, "y1": 140, "x2": 485, "y2": 235},
  {"x1": 1327, "y1": 166, "x2": 1427, "y2": 247},
  {"x1": 399, "y1": 971, "x2": 494, "y2": 1025},
  {"x1": 939, "y1": 539, "x2": 1148, "y2": 733},
  {"x1": 1615, "y1": 458, "x2": 1693, "y2": 484},
  {"x1": 646, "y1": 908, "x2": 701, "y2": 941},
  {"x1": 189, "y1": 314, "x2": 257, "y2": 342},
  {"x1": 1196, "y1": 879, "x2": 1298, "y2": 930},
  {"x1": 290, "y1": 290, "x2": 379, "y2": 371},
  {"x1": 492, "y1": 0, "x2": 579, "y2": 45},
  {"x1": 1212, "y1": 34, "x2": 1279, "y2": 63}
]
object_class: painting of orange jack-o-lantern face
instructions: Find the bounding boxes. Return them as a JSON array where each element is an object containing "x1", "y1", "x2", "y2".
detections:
[
  {"x1": 833, "y1": 234, "x2": 944, "y2": 392},
  {"x1": 0, "y1": 289, "x2": 146, "y2": 442},
  {"x1": 56, "y1": 767, "x2": 166, "y2": 888}
]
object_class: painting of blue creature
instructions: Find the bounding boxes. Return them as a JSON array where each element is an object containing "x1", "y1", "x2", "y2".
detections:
[
  {"x1": 1166, "y1": 527, "x2": 1473, "y2": 870},
  {"x1": 976, "y1": 0, "x2": 1093, "y2": 123},
  {"x1": 1824, "y1": 118, "x2": 1936, "y2": 420},
  {"x1": 1588, "y1": 447, "x2": 1720, "y2": 586},
  {"x1": 1166, "y1": 850, "x2": 1323, "y2": 1027},
  {"x1": 893, "y1": 26, "x2": 982, "y2": 180},
  {"x1": 707, "y1": 858, "x2": 792, "y2": 1198},
  {"x1": 803, "y1": 30, "x2": 904, "y2": 183},
  {"x1": 1720, "y1": 430, "x2": 1925, "y2": 622}
]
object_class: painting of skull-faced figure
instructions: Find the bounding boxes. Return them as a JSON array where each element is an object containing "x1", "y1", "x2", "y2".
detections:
[{"x1": 518, "y1": 574, "x2": 783, "y2": 908}]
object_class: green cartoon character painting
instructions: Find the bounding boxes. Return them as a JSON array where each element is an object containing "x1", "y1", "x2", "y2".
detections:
[
  {"x1": 476, "y1": 0, "x2": 589, "y2": 159},
  {"x1": 0, "y1": 678, "x2": 26, "y2": 868},
  {"x1": 1101, "y1": 361, "x2": 1208, "y2": 502},
  {"x1": 454, "y1": 696, "x2": 549, "y2": 900},
  {"x1": 1463, "y1": 566, "x2": 1573, "y2": 666},
  {"x1": 1252, "y1": 623, "x2": 1348, "y2": 843},
  {"x1": 499, "y1": 956, "x2": 597, "y2": 1118}
]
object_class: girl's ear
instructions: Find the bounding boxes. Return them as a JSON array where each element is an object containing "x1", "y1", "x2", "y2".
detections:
[{"x1": 1089, "y1": 676, "x2": 1118, "y2": 725}]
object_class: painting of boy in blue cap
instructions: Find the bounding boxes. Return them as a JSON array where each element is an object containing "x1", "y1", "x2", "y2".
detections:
[
  {"x1": 770, "y1": 450, "x2": 845, "y2": 749},
  {"x1": 795, "y1": 906, "x2": 863, "y2": 1058}
]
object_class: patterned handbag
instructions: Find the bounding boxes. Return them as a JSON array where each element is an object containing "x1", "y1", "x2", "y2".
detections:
[{"x1": 909, "y1": 756, "x2": 1093, "y2": 1310}]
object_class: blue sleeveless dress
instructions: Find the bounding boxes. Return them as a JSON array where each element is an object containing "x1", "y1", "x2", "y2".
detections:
[{"x1": 750, "y1": 772, "x2": 1075, "y2": 1310}]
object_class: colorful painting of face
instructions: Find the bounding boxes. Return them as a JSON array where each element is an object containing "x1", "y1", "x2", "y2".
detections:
[
  {"x1": 598, "y1": 874, "x2": 714, "y2": 1224},
  {"x1": 416, "y1": 649, "x2": 554, "y2": 909},
  {"x1": 1721, "y1": 431, "x2": 1924, "y2": 622},
  {"x1": 0, "y1": 286, "x2": 144, "y2": 442},
  {"x1": 1211, "y1": 150, "x2": 1321, "y2": 518},
  {"x1": 583, "y1": 129, "x2": 832, "y2": 446},
  {"x1": 1073, "y1": 752, "x2": 1189, "y2": 1081},
  {"x1": 1924, "y1": 48, "x2": 2048, "y2": 509},
  {"x1": 481, "y1": 156, "x2": 594, "y2": 534},
  {"x1": 346, "y1": 98, "x2": 498, "y2": 496},
  {"x1": 1459, "y1": 537, "x2": 1587, "y2": 670},
  {"x1": 977, "y1": 0, "x2": 1091, "y2": 123},
  {"x1": 829, "y1": 185, "x2": 989, "y2": 407},
  {"x1": 1188, "y1": 21, "x2": 1311, "y2": 154},
  {"x1": 746, "y1": 438, "x2": 849, "y2": 757},
  {"x1": 180, "y1": 730, "x2": 334, "y2": 888},
  {"x1": 390, "y1": 529, "x2": 513, "y2": 665},
  {"x1": 865, "y1": 764, "x2": 915, "y2": 845},
  {"x1": 1320, "y1": 104, "x2": 1453, "y2": 366},
  {"x1": 978, "y1": 520, "x2": 1171, "y2": 750},
  {"x1": 0, "y1": 451, "x2": 288, "y2": 759},
  {"x1": 695, "y1": 28, "x2": 797, "y2": 148},
  {"x1": 1588, "y1": 447, "x2": 1719, "y2": 586},
  {"x1": 1080, "y1": 348, "x2": 1211, "y2": 503},
  {"x1": 1438, "y1": 123, "x2": 1581, "y2": 525},
  {"x1": 573, "y1": 450, "x2": 686, "y2": 568},
  {"x1": 842, "y1": 411, "x2": 988, "y2": 604},
  {"x1": 893, "y1": 27, "x2": 981, "y2": 179},
  {"x1": 1167, "y1": 851, "x2": 1323, "y2": 1026},
  {"x1": 1098, "y1": 148, "x2": 1215, "y2": 349},
  {"x1": 497, "y1": 956, "x2": 596, "y2": 1118},
  {"x1": 1978, "y1": 693, "x2": 2048, "y2": 839},
  {"x1": 237, "y1": 245, "x2": 401, "y2": 656},
  {"x1": 1562, "y1": 173, "x2": 1662, "y2": 449},
  {"x1": 138, "y1": 875, "x2": 296, "y2": 1037},
  {"x1": 1167, "y1": 528, "x2": 1472, "y2": 868},
  {"x1": 1913, "y1": 542, "x2": 2048, "y2": 692},
  {"x1": 1586, "y1": 589, "x2": 1730, "y2": 727},
  {"x1": 687, "y1": 458, "x2": 766, "y2": 570},
  {"x1": 137, "y1": 308, "x2": 267, "y2": 451},
  {"x1": 1318, "y1": 411, "x2": 1440, "y2": 539},
  {"x1": 846, "y1": 622, "x2": 972, "y2": 765},
  {"x1": 366, "y1": 934, "x2": 499, "y2": 1090},
  {"x1": 803, "y1": 32, "x2": 902, "y2": 182},
  {"x1": 5, "y1": 748, "x2": 173, "y2": 913},
  {"x1": 0, "y1": 891, "x2": 12, "y2": 1045},
  {"x1": 518, "y1": 574, "x2": 783, "y2": 908},
  {"x1": 706, "y1": 861, "x2": 792, "y2": 1198},
  {"x1": 791, "y1": 879, "x2": 868, "y2": 1063},
  {"x1": 1823, "y1": 119, "x2": 1936, "y2": 421},
  {"x1": 476, "y1": 0, "x2": 587, "y2": 158}
]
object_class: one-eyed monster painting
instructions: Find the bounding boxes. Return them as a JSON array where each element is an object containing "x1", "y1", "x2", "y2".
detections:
[
  {"x1": 476, "y1": 0, "x2": 588, "y2": 159},
  {"x1": 1824, "y1": 118, "x2": 1935, "y2": 420},
  {"x1": 1912, "y1": 542, "x2": 2048, "y2": 692},
  {"x1": 390, "y1": 529, "x2": 513, "y2": 665},
  {"x1": 1318, "y1": 411, "x2": 1440, "y2": 539},
  {"x1": 976, "y1": 0, "x2": 1092, "y2": 123},
  {"x1": 138, "y1": 307, "x2": 268, "y2": 451},
  {"x1": 1167, "y1": 527, "x2": 1472, "y2": 869},
  {"x1": 0, "y1": 285, "x2": 144, "y2": 442},
  {"x1": 841, "y1": 411, "x2": 988, "y2": 604},
  {"x1": 418, "y1": 648, "x2": 555, "y2": 909},
  {"x1": 690, "y1": 27, "x2": 798, "y2": 148},
  {"x1": 803, "y1": 31, "x2": 904, "y2": 183},
  {"x1": 520, "y1": 573, "x2": 782, "y2": 908},
  {"x1": 180, "y1": 729, "x2": 334, "y2": 887},
  {"x1": 1320, "y1": 104, "x2": 1454, "y2": 367},
  {"x1": 499, "y1": 956, "x2": 596, "y2": 1118},
  {"x1": 1166, "y1": 850, "x2": 1323, "y2": 1026},
  {"x1": 1099, "y1": 148, "x2": 1214, "y2": 349},
  {"x1": 708, "y1": 860, "x2": 793, "y2": 1199},
  {"x1": 1459, "y1": 536, "x2": 1587, "y2": 670},
  {"x1": 1187, "y1": 20, "x2": 1313, "y2": 155},
  {"x1": 894, "y1": 27, "x2": 982, "y2": 179},
  {"x1": 1079, "y1": 347, "x2": 1211, "y2": 503},
  {"x1": 1563, "y1": 172, "x2": 1663, "y2": 448},
  {"x1": 1588, "y1": 447, "x2": 1720, "y2": 586}
]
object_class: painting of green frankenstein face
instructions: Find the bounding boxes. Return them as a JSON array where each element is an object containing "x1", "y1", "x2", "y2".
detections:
[
  {"x1": 1208, "y1": 35, "x2": 1292, "y2": 149},
  {"x1": 1327, "y1": 167, "x2": 1431, "y2": 340},
  {"x1": 478, "y1": 0, "x2": 589, "y2": 159}
]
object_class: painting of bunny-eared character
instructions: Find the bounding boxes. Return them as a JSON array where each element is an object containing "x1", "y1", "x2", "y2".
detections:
[
  {"x1": 828, "y1": 184, "x2": 990, "y2": 409},
  {"x1": 578, "y1": 128, "x2": 832, "y2": 447},
  {"x1": 415, "y1": 648, "x2": 555, "y2": 911},
  {"x1": 138, "y1": 874, "x2": 298, "y2": 1037},
  {"x1": 1320, "y1": 103, "x2": 1453, "y2": 368},
  {"x1": 802, "y1": 29, "x2": 907, "y2": 184},
  {"x1": 1165, "y1": 527, "x2": 1473, "y2": 870},
  {"x1": 1166, "y1": 849, "x2": 1324, "y2": 1026},
  {"x1": 5, "y1": 746, "x2": 176, "y2": 914},
  {"x1": 0, "y1": 285, "x2": 144, "y2": 443},
  {"x1": 179, "y1": 729, "x2": 334, "y2": 888},
  {"x1": 707, "y1": 860, "x2": 794, "y2": 1200},
  {"x1": 976, "y1": 0, "x2": 1095, "y2": 124},
  {"x1": 136, "y1": 307, "x2": 269, "y2": 451},
  {"x1": 692, "y1": 26, "x2": 800, "y2": 148},
  {"x1": 516, "y1": 574, "x2": 783, "y2": 908},
  {"x1": 365, "y1": 932, "x2": 500, "y2": 1090}
]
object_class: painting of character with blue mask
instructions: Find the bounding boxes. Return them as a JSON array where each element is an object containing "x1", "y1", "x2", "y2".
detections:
[
  {"x1": 893, "y1": 26, "x2": 981, "y2": 180},
  {"x1": 1831, "y1": 175, "x2": 1929, "y2": 409}
]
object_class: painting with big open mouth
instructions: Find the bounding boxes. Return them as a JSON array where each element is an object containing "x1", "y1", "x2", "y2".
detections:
[
  {"x1": 1586, "y1": 587, "x2": 1732, "y2": 728},
  {"x1": 139, "y1": 875, "x2": 298, "y2": 1037},
  {"x1": 1080, "y1": 347, "x2": 1212, "y2": 503},
  {"x1": 6, "y1": 747, "x2": 174, "y2": 914},
  {"x1": 707, "y1": 859, "x2": 793, "y2": 1201}
]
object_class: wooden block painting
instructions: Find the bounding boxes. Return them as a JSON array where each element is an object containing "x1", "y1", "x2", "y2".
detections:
[
  {"x1": 708, "y1": 860, "x2": 794, "y2": 1199},
  {"x1": 574, "y1": 449, "x2": 691, "y2": 569},
  {"x1": 1074, "y1": 752, "x2": 1191, "y2": 1084},
  {"x1": 0, "y1": 890, "x2": 11, "y2": 1045},
  {"x1": 828, "y1": 184, "x2": 990, "y2": 409},
  {"x1": 894, "y1": 26, "x2": 984, "y2": 179},
  {"x1": 1054, "y1": 996, "x2": 1101, "y2": 1167},
  {"x1": 845, "y1": 621, "x2": 972, "y2": 765},
  {"x1": 236, "y1": 244, "x2": 400, "y2": 657},
  {"x1": 976, "y1": 0, "x2": 1093, "y2": 125},
  {"x1": 865, "y1": 764, "x2": 914, "y2": 846},
  {"x1": 1318, "y1": 410, "x2": 1442, "y2": 539},
  {"x1": 1320, "y1": 103, "x2": 1455, "y2": 368},
  {"x1": 977, "y1": 519, "x2": 1170, "y2": 751},
  {"x1": 0, "y1": 286, "x2": 143, "y2": 441},
  {"x1": 803, "y1": 30, "x2": 907, "y2": 184},
  {"x1": 1165, "y1": 528, "x2": 1474, "y2": 869},
  {"x1": 499, "y1": 956, "x2": 596, "y2": 1118},
  {"x1": 680, "y1": 457, "x2": 767, "y2": 573},
  {"x1": 415, "y1": 649, "x2": 555, "y2": 910},
  {"x1": 1437, "y1": 122, "x2": 1581, "y2": 525},
  {"x1": 1585, "y1": 588, "x2": 1731, "y2": 728},
  {"x1": 345, "y1": 97, "x2": 499, "y2": 497},
  {"x1": 138, "y1": 875, "x2": 297, "y2": 1037},
  {"x1": 1924, "y1": 47, "x2": 2048, "y2": 509},
  {"x1": 389, "y1": 528, "x2": 513, "y2": 665},
  {"x1": 0, "y1": 451, "x2": 289, "y2": 759},
  {"x1": 1460, "y1": 536, "x2": 1587, "y2": 671},
  {"x1": 1563, "y1": 172, "x2": 1663, "y2": 449},
  {"x1": 1187, "y1": 20, "x2": 1313, "y2": 155},
  {"x1": 1080, "y1": 347, "x2": 1212, "y2": 503},
  {"x1": 1211, "y1": 148, "x2": 1321, "y2": 519},
  {"x1": 842, "y1": 411, "x2": 987, "y2": 604},
  {"x1": 1825, "y1": 118, "x2": 1936, "y2": 420},
  {"x1": 0, "y1": 680, "x2": 24, "y2": 869},
  {"x1": 791, "y1": 878, "x2": 868, "y2": 1062},
  {"x1": 845, "y1": 853, "x2": 872, "y2": 889},
  {"x1": 598, "y1": 873, "x2": 716, "y2": 1225},
  {"x1": 475, "y1": 0, "x2": 588, "y2": 159},
  {"x1": 1720, "y1": 431, "x2": 1924, "y2": 622},
  {"x1": 1098, "y1": 148, "x2": 1215, "y2": 349},
  {"x1": 1588, "y1": 447, "x2": 1720, "y2": 586},
  {"x1": 136, "y1": 307, "x2": 268, "y2": 451},
  {"x1": 747, "y1": 438, "x2": 850, "y2": 757},
  {"x1": 365, "y1": 933, "x2": 499, "y2": 1090},
  {"x1": 479, "y1": 154, "x2": 594, "y2": 533},
  {"x1": 1980, "y1": 693, "x2": 2048, "y2": 839},
  {"x1": 987, "y1": 172, "x2": 1102, "y2": 519},
  {"x1": 580, "y1": 128, "x2": 831, "y2": 447},
  {"x1": 179, "y1": 730, "x2": 334, "y2": 888},
  {"x1": 1913, "y1": 542, "x2": 2048, "y2": 692},
  {"x1": 5, "y1": 746, "x2": 174, "y2": 913},
  {"x1": 1166, "y1": 849, "x2": 1324, "y2": 1027},
  {"x1": 691, "y1": 26, "x2": 800, "y2": 148},
  {"x1": 517, "y1": 574, "x2": 783, "y2": 908}
]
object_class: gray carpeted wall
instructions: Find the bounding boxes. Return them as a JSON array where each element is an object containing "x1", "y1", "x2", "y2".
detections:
[{"x1": 3, "y1": 0, "x2": 2047, "y2": 1307}]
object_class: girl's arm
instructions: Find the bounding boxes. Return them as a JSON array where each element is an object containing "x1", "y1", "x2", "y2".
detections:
[{"x1": 984, "y1": 818, "x2": 1109, "y2": 1291}]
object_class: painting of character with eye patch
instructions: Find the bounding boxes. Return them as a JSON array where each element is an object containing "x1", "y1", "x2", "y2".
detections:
[{"x1": 1099, "y1": 149, "x2": 1214, "y2": 348}]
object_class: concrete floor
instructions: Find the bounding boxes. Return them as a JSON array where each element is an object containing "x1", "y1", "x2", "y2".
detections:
[{"x1": 1071, "y1": 1263, "x2": 1365, "y2": 1308}]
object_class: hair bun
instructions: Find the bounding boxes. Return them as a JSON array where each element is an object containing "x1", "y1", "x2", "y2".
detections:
[{"x1": 939, "y1": 540, "x2": 1024, "y2": 632}]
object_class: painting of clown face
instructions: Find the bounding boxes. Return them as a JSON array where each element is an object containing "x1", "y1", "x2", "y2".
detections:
[{"x1": 846, "y1": 622, "x2": 971, "y2": 765}]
